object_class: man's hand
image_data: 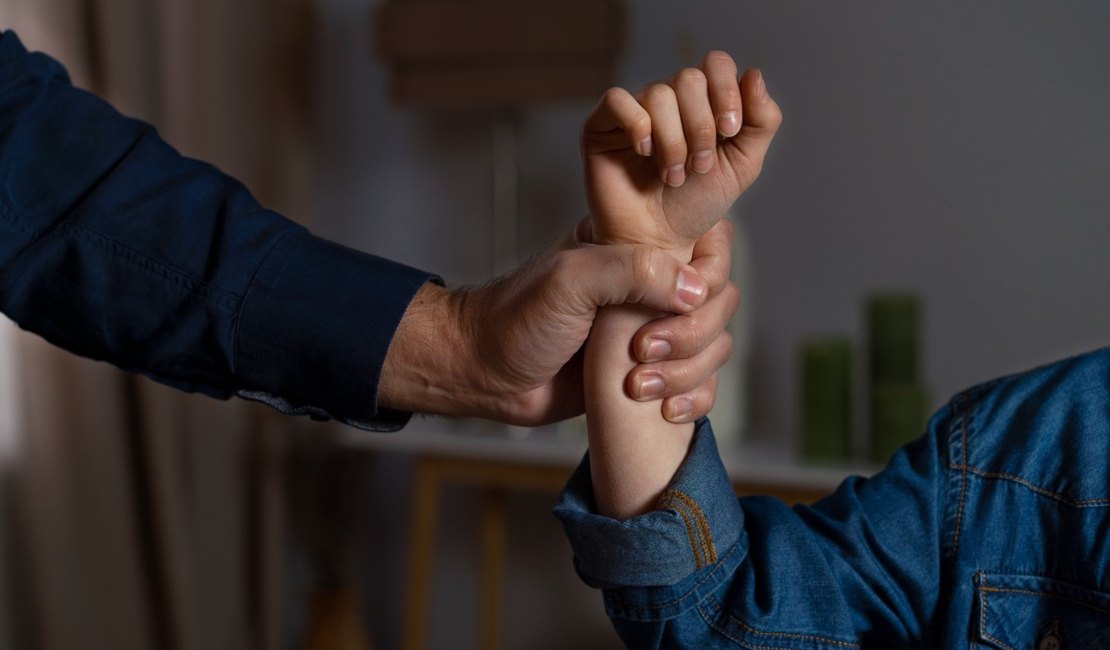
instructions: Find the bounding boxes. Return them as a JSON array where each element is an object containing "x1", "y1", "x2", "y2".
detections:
[
  {"x1": 377, "y1": 222, "x2": 738, "y2": 426},
  {"x1": 582, "y1": 52, "x2": 782, "y2": 252}
]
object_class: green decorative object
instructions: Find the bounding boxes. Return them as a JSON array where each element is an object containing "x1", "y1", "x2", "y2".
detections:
[
  {"x1": 867, "y1": 294, "x2": 921, "y2": 383},
  {"x1": 866, "y1": 292, "x2": 927, "y2": 463},
  {"x1": 799, "y1": 337, "x2": 852, "y2": 462},
  {"x1": 871, "y1": 382, "x2": 928, "y2": 463}
]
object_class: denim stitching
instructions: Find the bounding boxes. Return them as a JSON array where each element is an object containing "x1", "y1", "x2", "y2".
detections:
[
  {"x1": 678, "y1": 489, "x2": 717, "y2": 563},
  {"x1": 696, "y1": 604, "x2": 747, "y2": 649},
  {"x1": 606, "y1": 541, "x2": 743, "y2": 612},
  {"x1": 979, "y1": 585, "x2": 1110, "y2": 616},
  {"x1": 663, "y1": 495, "x2": 705, "y2": 569},
  {"x1": 978, "y1": 574, "x2": 1016, "y2": 650},
  {"x1": 948, "y1": 465, "x2": 1110, "y2": 508},
  {"x1": 951, "y1": 400, "x2": 971, "y2": 555},
  {"x1": 704, "y1": 595, "x2": 860, "y2": 648},
  {"x1": 660, "y1": 489, "x2": 718, "y2": 565},
  {"x1": 978, "y1": 573, "x2": 1110, "y2": 650}
]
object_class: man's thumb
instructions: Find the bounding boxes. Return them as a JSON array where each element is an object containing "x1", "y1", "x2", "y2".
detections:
[{"x1": 564, "y1": 243, "x2": 708, "y2": 315}]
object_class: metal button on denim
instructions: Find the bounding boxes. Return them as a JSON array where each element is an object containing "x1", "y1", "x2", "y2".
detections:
[{"x1": 1039, "y1": 620, "x2": 1063, "y2": 650}]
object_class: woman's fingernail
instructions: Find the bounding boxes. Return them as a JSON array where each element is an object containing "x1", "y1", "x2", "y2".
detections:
[
  {"x1": 718, "y1": 111, "x2": 740, "y2": 137},
  {"x1": 638, "y1": 136, "x2": 653, "y2": 157},
  {"x1": 636, "y1": 374, "x2": 665, "y2": 400},
  {"x1": 643, "y1": 337, "x2": 672, "y2": 362},
  {"x1": 668, "y1": 397, "x2": 694, "y2": 422},
  {"x1": 665, "y1": 164, "x2": 686, "y2": 187},
  {"x1": 677, "y1": 268, "x2": 707, "y2": 308},
  {"x1": 757, "y1": 70, "x2": 768, "y2": 99},
  {"x1": 692, "y1": 150, "x2": 714, "y2": 174}
]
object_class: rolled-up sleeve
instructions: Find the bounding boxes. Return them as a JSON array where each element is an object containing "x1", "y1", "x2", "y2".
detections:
[
  {"x1": 554, "y1": 419, "x2": 747, "y2": 617},
  {"x1": 555, "y1": 407, "x2": 951, "y2": 648},
  {"x1": 0, "y1": 30, "x2": 433, "y2": 430}
]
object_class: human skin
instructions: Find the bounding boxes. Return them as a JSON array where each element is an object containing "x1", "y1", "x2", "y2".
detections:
[
  {"x1": 377, "y1": 202, "x2": 740, "y2": 427},
  {"x1": 581, "y1": 52, "x2": 783, "y2": 519}
]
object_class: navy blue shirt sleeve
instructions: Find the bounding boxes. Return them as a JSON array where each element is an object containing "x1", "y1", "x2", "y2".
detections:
[{"x1": 0, "y1": 30, "x2": 435, "y2": 430}]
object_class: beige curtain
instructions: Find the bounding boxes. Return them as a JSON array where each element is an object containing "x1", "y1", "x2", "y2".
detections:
[{"x1": 0, "y1": 1, "x2": 313, "y2": 648}]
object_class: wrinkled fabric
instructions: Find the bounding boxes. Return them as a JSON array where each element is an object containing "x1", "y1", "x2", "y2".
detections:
[
  {"x1": 0, "y1": 31, "x2": 435, "y2": 430},
  {"x1": 557, "y1": 347, "x2": 1110, "y2": 648}
]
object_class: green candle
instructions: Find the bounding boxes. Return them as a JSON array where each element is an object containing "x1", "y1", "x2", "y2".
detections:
[
  {"x1": 866, "y1": 292, "x2": 926, "y2": 463},
  {"x1": 799, "y1": 337, "x2": 852, "y2": 462},
  {"x1": 867, "y1": 293, "x2": 920, "y2": 383},
  {"x1": 871, "y1": 381, "x2": 927, "y2": 464}
]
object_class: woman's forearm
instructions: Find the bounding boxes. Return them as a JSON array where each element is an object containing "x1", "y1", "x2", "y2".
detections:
[{"x1": 585, "y1": 304, "x2": 696, "y2": 519}]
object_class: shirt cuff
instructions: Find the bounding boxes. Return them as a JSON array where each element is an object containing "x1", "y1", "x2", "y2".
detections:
[
  {"x1": 234, "y1": 230, "x2": 437, "y2": 431},
  {"x1": 554, "y1": 419, "x2": 746, "y2": 597}
]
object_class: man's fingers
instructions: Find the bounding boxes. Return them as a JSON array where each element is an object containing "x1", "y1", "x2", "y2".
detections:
[
  {"x1": 671, "y1": 67, "x2": 718, "y2": 175},
  {"x1": 662, "y1": 374, "x2": 719, "y2": 424},
  {"x1": 625, "y1": 330, "x2": 732, "y2": 402},
  {"x1": 559, "y1": 242, "x2": 708, "y2": 315},
  {"x1": 703, "y1": 51, "x2": 742, "y2": 138},
  {"x1": 689, "y1": 219, "x2": 734, "y2": 299},
  {"x1": 581, "y1": 86, "x2": 653, "y2": 157},
  {"x1": 631, "y1": 281, "x2": 740, "y2": 363}
]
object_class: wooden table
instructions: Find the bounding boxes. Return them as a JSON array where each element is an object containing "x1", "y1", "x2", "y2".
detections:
[{"x1": 336, "y1": 418, "x2": 872, "y2": 650}]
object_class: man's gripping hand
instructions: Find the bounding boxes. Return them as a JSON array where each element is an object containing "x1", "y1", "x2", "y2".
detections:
[{"x1": 377, "y1": 223, "x2": 737, "y2": 427}]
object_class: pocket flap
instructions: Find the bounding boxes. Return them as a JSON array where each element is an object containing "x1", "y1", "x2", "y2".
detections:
[{"x1": 976, "y1": 573, "x2": 1110, "y2": 649}]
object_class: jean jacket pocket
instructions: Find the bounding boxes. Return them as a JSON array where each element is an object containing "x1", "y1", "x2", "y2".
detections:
[{"x1": 975, "y1": 572, "x2": 1110, "y2": 649}]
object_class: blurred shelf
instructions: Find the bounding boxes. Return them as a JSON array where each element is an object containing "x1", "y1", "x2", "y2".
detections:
[
  {"x1": 334, "y1": 416, "x2": 877, "y2": 496},
  {"x1": 336, "y1": 416, "x2": 879, "y2": 650}
]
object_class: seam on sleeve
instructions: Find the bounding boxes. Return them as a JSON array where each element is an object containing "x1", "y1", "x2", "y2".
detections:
[
  {"x1": 659, "y1": 488, "x2": 718, "y2": 568},
  {"x1": 229, "y1": 227, "x2": 302, "y2": 375},
  {"x1": 0, "y1": 185, "x2": 242, "y2": 311},
  {"x1": 951, "y1": 400, "x2": 971, "y2": 556},
  {"x1": 949, "y1": 465, "x2": 1110, "y2": 508},
  {"x1": 2, "y1": 217, "x2": 241, "y2": 317},
  {"x1": 702, "y1": 595, "x2": 861, "y2": 649},
  {"x1": 54, "y1": 221, "x2": 238, "y2": 308},
  {"x1": 606, "y1": 541, "x2": 744, "y2": 613}
]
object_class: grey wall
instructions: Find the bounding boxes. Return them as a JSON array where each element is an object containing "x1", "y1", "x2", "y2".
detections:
[
  {"x1": 685, "y1": 1, "x2": 1110, "y2": 442},
  {"x1": 313, "y1": 1, "x2": 1110, "y2": 647},
  {"x1": 318, "y1": 0, "x2": 1110, "y2": 443}
]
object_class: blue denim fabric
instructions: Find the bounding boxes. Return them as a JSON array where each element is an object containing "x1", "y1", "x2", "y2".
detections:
[
  {"x1": 556, "y1": 347, "x2": 1110, "y2": 648},
  {"x1": 0, "y1": 31, "x2": 435, "y2": 430}
]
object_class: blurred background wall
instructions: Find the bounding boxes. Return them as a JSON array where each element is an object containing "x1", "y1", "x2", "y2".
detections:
[
  {"x1": 1, "y1": 1, "x2": 1109, "y2": 649},
  {"x1": 317, "y1": 0, "x2": 1110, "y2": 442},
  {"x1": 314, "y1": 0, "x2": 1110, "y2": 646}
]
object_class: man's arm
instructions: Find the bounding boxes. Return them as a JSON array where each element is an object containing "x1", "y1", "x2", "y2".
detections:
[
  {"x1": 0, "y1": 30, "x2": 738, "y2": 428},
  {"x1": 0, "y1": 30, "x2": 433, "y2": 429},
  {"x1": 378, "y1": 224, "x2": 737, "y2": 425}
]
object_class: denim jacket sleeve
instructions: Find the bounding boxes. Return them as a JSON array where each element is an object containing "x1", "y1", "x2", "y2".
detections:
[
  {"x1": 0, "y1": 31, "x2": 434, "y2": 430},
  {"x1": 559, "y1": 349, "x2": 1110, "y2": 648},
  {"x1": 555, "y1": 414, "x2": 950, "y2": 648}
]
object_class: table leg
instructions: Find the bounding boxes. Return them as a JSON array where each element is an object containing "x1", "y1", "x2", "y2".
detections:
[
  {"x1": 480, "y1": 488, "x2": 507, "y2": 650},
  {"x1": 402, "y1": 458, "x2": 441, "y2": 650}
]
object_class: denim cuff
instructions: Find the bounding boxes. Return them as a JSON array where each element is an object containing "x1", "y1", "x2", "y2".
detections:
[
  {"x1": 554, "y1": 419, "x2": 746, "y2": 596},
  {"x1": 235, "y1": 230, "x2": 437, "y2": 431}
]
